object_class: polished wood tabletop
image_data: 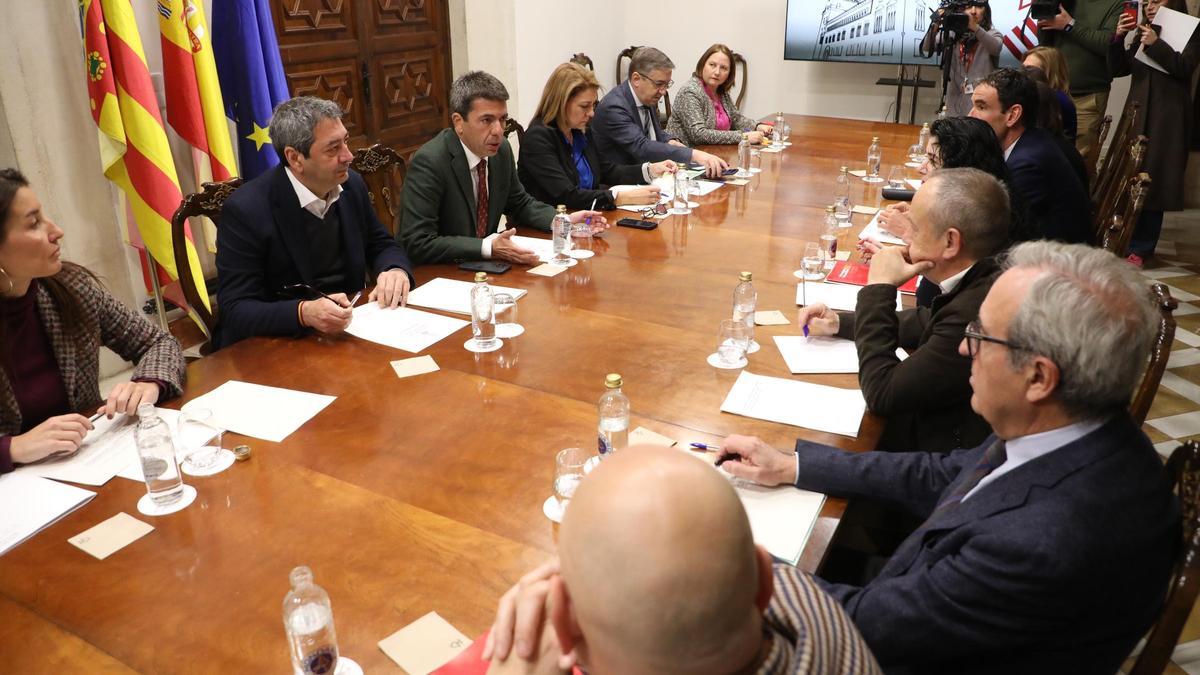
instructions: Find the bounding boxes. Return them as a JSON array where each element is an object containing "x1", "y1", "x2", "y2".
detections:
[{"x1": 0, "y1": 115, "x2": 922, "y2": 673}]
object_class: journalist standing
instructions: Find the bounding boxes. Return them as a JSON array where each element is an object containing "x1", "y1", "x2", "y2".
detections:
[{"x1": 921, "y1": 1, "x2": 1004, "y2": 117}]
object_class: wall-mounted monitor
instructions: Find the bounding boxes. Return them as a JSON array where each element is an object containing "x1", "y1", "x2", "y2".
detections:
[{"x1": 785, "y1": 0, "x2": 1039, "y2": 67}]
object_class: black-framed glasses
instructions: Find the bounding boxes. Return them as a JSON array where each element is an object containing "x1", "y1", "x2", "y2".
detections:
[
  {"x1": 636, "y1": 72, "x2": 673, "y2": 90},
  {"x1": 640, "y1": 202, "x2": 668, "y2": 218},
  {"x1": 963, "y1": 319, "x2": 1026, "y2": 358}
]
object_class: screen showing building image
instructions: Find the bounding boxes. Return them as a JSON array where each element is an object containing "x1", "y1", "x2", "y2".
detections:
[{"x1": 785, "y1": 0, "x2": 1037, "y2": 67}]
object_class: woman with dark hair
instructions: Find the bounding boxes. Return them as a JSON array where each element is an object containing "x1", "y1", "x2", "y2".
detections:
[
  {"x1": 0, "y1": 169, "x2": 185, "y2": 473},
  {"x1": 1109, "y1": 0, "x2": 1200, "y2": 267},
  {"x1": 920, "y1": 0, "x2": 1003, "y2": 117},
  {"x1": 666, "y1": 43, "x2": 773, "y2": 146}
]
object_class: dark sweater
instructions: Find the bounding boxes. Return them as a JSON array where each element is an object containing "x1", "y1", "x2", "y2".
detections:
[{"x1": 1038, "y1": 0, "x2": 1124, "y2": 95}]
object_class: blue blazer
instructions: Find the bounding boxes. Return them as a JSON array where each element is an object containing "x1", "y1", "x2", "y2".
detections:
[
  {"x1": 1006, "y1": 128, "x2": 1092, "y2": 244},
  {"x1": 591, "y1": 81, "x2": 693, "y2": 166},
  {"x1": 796, "y1": 415, "x2": 1177, "y2": 674},
  {"x1": 215, "y1": 165, "x2": 413, "y2": 349}
]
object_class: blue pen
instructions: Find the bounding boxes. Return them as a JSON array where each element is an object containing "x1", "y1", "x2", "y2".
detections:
[
  {"x1": 690, "y1": 442, "x2": 718, "y2": 451},
  {"x1": 585, "y1": 197, "x2": 598, "y2": 227},
  {"x1": 803, "y1": 325, "x2": 809, "y2": 338}
]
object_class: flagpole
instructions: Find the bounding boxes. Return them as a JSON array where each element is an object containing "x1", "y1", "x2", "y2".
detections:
[{"x1": 143, "y1": 248, "x2": 169, "y2": 331}]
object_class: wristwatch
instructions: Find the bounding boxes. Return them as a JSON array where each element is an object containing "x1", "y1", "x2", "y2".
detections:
[{"x1": 1064, "y1": 19, "x2": 1076, "y2": 33}]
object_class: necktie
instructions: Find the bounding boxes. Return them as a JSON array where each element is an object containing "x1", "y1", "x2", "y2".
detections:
[
  {"x1": 931, "y1": 437, "x2": 1008, "y2": 515},
  {"x1": 640, "y1": 106, "x2": 652, "y2": 134},
  {"x1": 475, "y1": 159, "x2": 489, "y2": 239}
]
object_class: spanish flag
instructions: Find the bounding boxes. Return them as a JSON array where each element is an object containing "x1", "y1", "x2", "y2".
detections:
[
  {"x1": 82, "y1": 0, "x2": 209, "y2": 312},
  {"x1": 158, "y1": 0, "x2": 237, "y2": 253}
]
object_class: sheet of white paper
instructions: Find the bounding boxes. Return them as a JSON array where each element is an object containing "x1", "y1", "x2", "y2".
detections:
[
  {"x1": 405, "y1": 277, "x2": 527, "y2": 316},
  {"x1": 347, "y1": 304, "x2": 469, "y2": 353},
  {"x1": 509, "y1": 235, "x2": 556, "y2": 263},
  {"x1": 905, "y1": 178, "x2": 923, "y2": 190},
  {"x1": 858, "y1": 213, "x2": 906, "y2": 246},
  {"x1": 181, "y1": 381, "x2": 336, "y2": 443},
  {"x1": 1135, "y1": 7, "x2": 1199, "y2": 74},
  {"x1": 773, "y1": 336, "x2": 860, "y2": 374},
  {"x1": 796, "y1": 281, "x2": 901, "y2": 311},
  {"x1": 720, "y1": 371, "x2": 866, "y2": 438},
  {"x1": 0, "y1": 473, "x2": 95, "y2": 556},
  {"x1": 734, "y1": 480, "x2": 825, "y2": 566}
]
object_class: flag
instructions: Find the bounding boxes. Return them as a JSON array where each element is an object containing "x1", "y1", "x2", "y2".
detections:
[
  {"x1": 1003, "y1": 15, "x2": 1040, "y2": 61},
  {"x1": 159, "y1": 0, "x2": 238, "y2": 254},
  {"x1": 212, "y1": 0, "x2": 290, "y2": 179},
  {"x1": 81, "y1": 0, "x2": 209, "y2": 314}
]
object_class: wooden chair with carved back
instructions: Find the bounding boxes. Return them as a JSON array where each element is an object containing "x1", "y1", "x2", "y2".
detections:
[
  {"x1": 569, "y1": 52, "x2": 594, "y2": 71},
  {"x1": 1130, "y1": 282, "x2": 1177, "y2": 428},
  {"x1": 1099, "y1": 173, "x2": 1152, "y2": 258},
  {"x1": 616, "y1": 46, "x2": 672, "y2": 125},
  {"x1": 1094, "y1": 102, "x2": 1140, "y2": 204},
  {"x1": 731, "y1": 51, "x2": 749, "y2": 111},
  {"x1": 1095, "y1": 114, "x2": 1113, "y2": 161},
  {"x1": 349, "y1": 144, "x2": 407, "y2": 236},
  {"x1": 1093, "y1": 135, "x2": 1148, "y2": 241},
  {"x1": 1128, "y1": 440, "x2": 1200, "y2": 675},
  {"x1": 170, "y1": 177, "x2": 243, "y2": 351},
  {"x1": 503, "y1": 118, "x2": 526, "y2": 148}
]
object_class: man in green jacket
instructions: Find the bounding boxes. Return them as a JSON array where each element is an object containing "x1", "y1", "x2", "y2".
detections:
[
  {"x1": 1036, "y1": 0, "x2": 1123, "y2": 173},
  {"x1": 398, "y1": 71, "x2": 605, "y2": 266}
]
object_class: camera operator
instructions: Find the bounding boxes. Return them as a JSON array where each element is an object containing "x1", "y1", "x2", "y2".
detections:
[
  {"x1": 921, "y1": 1, "x2": 1003, "y2": 117},
  {"x1": 1036, "y1": 0, "x2": 1124, "y2": 175}
]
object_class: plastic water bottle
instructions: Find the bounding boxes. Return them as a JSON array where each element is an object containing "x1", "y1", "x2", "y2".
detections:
[
  {"x1": 821, "y1": 206, "x2": 840, "y2": 263},
  {"x1": 551, "y1": 205, "x2": 572, "y2": 266},
  {"x1": 134, "y1": 403, "x2": 184, "y2": 506},
  {"x1": 738, "y1": 133, "x2": 751, "y2": 176},
  {"x1": 865, "y1": 136, "x2": 882, "y2": 182},
  {"x1": 772, "y1": 112, "x2": 784, "y2": 144},
  {"x1": 732, "y1": 270, "x2": 756, "y2": 330},
  {"x1": 917, "y1": 123, "x2": 930, "y2": 155},
  {"x1": 470, "y1": 272, "x2": 497, "y2": 349},
  {"x1": 597, "y1": 374, "x2": 630, "y2": 457},
  {"x1": 834, "y1": 166, "x2": 852, "y2": 224},
  {"x1": 283, "y1": 566, "x2": 339, "y2": 675}
]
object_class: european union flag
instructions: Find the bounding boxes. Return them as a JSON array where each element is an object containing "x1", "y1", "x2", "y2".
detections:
[{"x1": 212, "y1": 0, "x2": 290, "y2": 179}]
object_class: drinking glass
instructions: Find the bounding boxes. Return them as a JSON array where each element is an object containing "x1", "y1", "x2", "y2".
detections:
[
  {"x1": 906, "y1": 143, "x2": 924, "y2": 167},
  {"x1": 749, "y1": 148, "x2": 763, "y2": 174},
  {"x1": 716, "y1": 319, "x2": 751, "y2": 367},
  {"x1": 886, "y1": 166, "x2": 906, "y2": 189},
  {"x1": 177, "y1": 408, "x2": 223, "y2": 471},
  {"x1": 670, "y1": 171, "x2": 692, "y2": 215},
  {"x1": 493, "y1": 293, "x2": 523, "y2": 338},
  {"x1": 801, "y1": 242, "x2": 825, "y2": 280},
  {"x1": 781, "y1": 121, "x2": 792, "y2": 144},
  {"x1": 555, "y1": 447, "x2": 592, "y2": 509}
]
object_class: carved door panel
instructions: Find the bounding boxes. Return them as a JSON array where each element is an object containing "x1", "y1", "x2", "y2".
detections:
[{"x1": 271, "y1": 0, "x2": 451, "y2": 158}]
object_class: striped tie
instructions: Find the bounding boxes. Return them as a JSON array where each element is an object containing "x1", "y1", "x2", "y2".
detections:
[{"x1": 932, "y1": 437, "x2": 1008, "y2": 515}]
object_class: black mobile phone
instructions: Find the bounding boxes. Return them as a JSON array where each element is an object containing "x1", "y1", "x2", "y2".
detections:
[
  {"x1": 721, "y1": 167, "x2": 739, "y2": 176},
  {"x1": 617, "y1": 218, "x2": 659, "y2": 230},
  {"x1": 458, "y1": 261, "x2": 511, "y2": 274}
]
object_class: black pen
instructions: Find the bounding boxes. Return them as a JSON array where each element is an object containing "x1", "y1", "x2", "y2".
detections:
[{"x1": 282, "y1": 283, "x2": 353, "y2": 308}]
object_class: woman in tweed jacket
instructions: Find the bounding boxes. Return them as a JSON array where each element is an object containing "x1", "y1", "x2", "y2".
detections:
[
  {"x1": 0, "y1": 169, "x2": 185, "y2": 473},
  {"x1": 666, "y1": 43, "x2": 773, "y2": 146}
]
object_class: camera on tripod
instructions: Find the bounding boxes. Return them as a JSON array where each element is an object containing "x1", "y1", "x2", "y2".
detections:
[{"x1": 935, "y1": 0, "x2": 972, "y2": 36}]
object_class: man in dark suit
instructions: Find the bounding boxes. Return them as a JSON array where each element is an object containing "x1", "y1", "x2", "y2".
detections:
[
  {"x1": 591, "y1": 47, "x2": 728, "y2": 177},
  {"x1": 969, "y1": 68, "x2": 1092, "y2": 244},
  {"x1": 799, "y1": 168, "x2": 1006, "y2": 454},
  {"x1": 722, "y1": 241, "x2": 1178, "y2": 673},
  {"x1": 398, "y1": 71, "x2": 604, "y2": 266},
  {"x1": 215, "y1": 96, "x2": 413, "y2": 349}
]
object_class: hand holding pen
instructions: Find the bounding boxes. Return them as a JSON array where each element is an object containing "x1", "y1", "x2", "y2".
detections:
[{"x1": 698, "y1": 435, "x2": 798, "y2": 487}]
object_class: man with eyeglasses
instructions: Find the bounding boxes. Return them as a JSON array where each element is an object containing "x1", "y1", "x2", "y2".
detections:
[
  {"x1": 719, "y1": 241, "x2": 1178, "y2": 672},
  {"x1": 591, "y1": 47, "x2": 730, "y2": 178},
  {"x1": 799, "y1": 168, "x2": 1007, "y2": 454}
]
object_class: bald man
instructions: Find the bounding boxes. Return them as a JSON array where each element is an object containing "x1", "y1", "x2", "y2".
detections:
[{"x1": 482, "y1": 446, "x2": 881, "y2": 675}]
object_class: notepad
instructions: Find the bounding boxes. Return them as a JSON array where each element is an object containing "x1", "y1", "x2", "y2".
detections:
[
  {"x1": 858, "y1": 213, "x2": 906, "y2": 246},
  {"x1": 629, "y1": 426, "x2": 677, "y2": 447},
  {"x1": 796, "y1": 280, "x2": 902, "y2": 312},
  {"x1": 347, "y1": 304, "x2": 469, "y2": 353},
  {"x1": 69, "y1": 512, "x2": 153, "y2": 560},
  {"x1": 406, "y1": 277, "x2": 527, "y2": 316},
  {"x1": 0, "y1": 473, "x2": 95, "y2": 556},
  {"x1": 720, "y1": 371, "x2": 866, "y2": 438},
  {"x1": 508, "y1": 235, "x2": 556, "y2": 263},
  {"x1": 182, "y1": 381, "x2": 336, "y2": 443},
  {"x1": 734, "y1": 480, "x2": 825, "y2": 566},
  {"x1": 774, "y1": 336, "x2": 860, "y2": 374},
  {"x1": 379, "y1": 612, "x2": 473, "y2": 675}
]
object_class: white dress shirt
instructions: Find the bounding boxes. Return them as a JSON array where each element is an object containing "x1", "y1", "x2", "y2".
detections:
[
  {"x1": 285, "y1": 167, "x2": 342, "y2": 219},
  {"x1": 459, "y1": 140, "x2": 500, "y2": 259},
  {"x1": 961, "y1": 419, "x2": 1106, "y2": 502},
  {"x1": 1003, "y1": 131, "x2": 1024, "y2": 161},
  {"x1": 937, "y1": 263, "x2": 973, "y2": 295}
]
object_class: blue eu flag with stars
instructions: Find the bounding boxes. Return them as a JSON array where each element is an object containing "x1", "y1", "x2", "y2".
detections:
[{"x1": 212, "y1": 0, "x2": 290, "y2": 180}]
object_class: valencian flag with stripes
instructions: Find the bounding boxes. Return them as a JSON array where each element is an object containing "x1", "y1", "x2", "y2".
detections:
[
  {"x1": 158, "y1": 0, "x2": 237, "y2": 255},
  {"x1": 81, "y1": 0, "x2": 209, "y2": 313},
  {"x1": 212, "y1": 0, "x2": 290, "y2": 179}
]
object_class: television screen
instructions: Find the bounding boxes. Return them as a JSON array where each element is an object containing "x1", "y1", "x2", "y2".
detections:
[{"x1": 784, "y1": 1, "x2": 1040, "y2": 67}]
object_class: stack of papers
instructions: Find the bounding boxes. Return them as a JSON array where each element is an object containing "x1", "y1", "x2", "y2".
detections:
[
  {"x1": 508, "y1": 235, "x2": 556, "y2": 263},
  {"x1": 407, "y1": 277, "x2": 527, "y2": 316},
  {"x1": 796, "y1": 280, "x2": 902, "y2": 312},
  {"x1": 720, "y1": 371, "x2": 866, "y2": 438},
  {"x1": 858, "y1": 213, "x2": 905, "y2": 246},
  {"x1": 0, "y1": 473, "x2": 95, "y2": 556},
  {"x1": 734, "y1": 480, "x2": 825, "y2": 566},
  {"x1": 182, "y1": 381, "x2": 336, "y2": 443},
  {"x1": 773, "y1": 336, "x2": 860, "y2": 374},
  {"x1": 347, "y1": 304, "x2": 469, "y2": 353}
]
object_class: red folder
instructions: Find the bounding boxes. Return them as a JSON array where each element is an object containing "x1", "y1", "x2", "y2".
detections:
[
  {"x1": 825, "y1": 261, "x2": 919, "y2": 295},
  {"x1": 432, "y1": 630, "x2": 583, "y2": 675}
]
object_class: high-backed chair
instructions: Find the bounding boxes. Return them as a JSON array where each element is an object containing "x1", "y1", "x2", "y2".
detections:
[
  {"x1": 1128, "y1": 440, "x2": 1200, "y2": 675},
  {"x1": 170, "y1": 177, "x2": 243, "y2": 348},
  {"x1": 569, "y1": 52, "x2": 594, "y2": 71},
  {"x1": 616, "y1": 46, "x2": 672, "y2": 125},
  {"x1": 731, "y1": 51, "x2": 749, "y2": 110},
  {"x1": 1099, "y1": 172, "x2": 1152, "y2": 258},
  {"x1": 503, "y1": 118, "x2": 526, "y2": 146},
  {"x1": 1093, "y1": 135, "x2": 1148, "y2": 241},
  {"x1": 1094, "y1": 102, "x2": 1141, "y2": 204},
  {"x1": 1130, "y1": 282, "x2": 1177, "y2": 428},
  {"x1": 350, "y1": 144, "x2": 406, "y2": 236},
  {"x1": 1096, "y1": 114, "x2": 1113, "y2": 157}
]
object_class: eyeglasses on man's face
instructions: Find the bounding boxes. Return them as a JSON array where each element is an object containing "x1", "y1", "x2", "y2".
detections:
[
  {"x1": 636, "y1": 72, "x2": 673, "y2": 91},
  {"x1": 963, "y1": 319, "x2": 1027, "y2": 358}
]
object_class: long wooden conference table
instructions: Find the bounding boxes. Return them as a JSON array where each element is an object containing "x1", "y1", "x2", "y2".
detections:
[{"x1": 0, "y1": 115, "x2": 922, "y2": 672}]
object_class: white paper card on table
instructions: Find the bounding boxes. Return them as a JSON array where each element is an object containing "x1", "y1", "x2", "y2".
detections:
[
  {"x1": 755, "y1": 310, "x2": 790, "y2": 326},
  {"x1": 734, "y1": 480, "x2": 825, "y2": 566},
  {"x1": 774, "y1": 336, "x2": 860, "y2": 374},
  {"x1": 378, "y1": 611, "x2": 472, "y2": 675},
  {"x1": 528, "y1": 263, "x2": 567, "y2": 277},
  {"x1": 406, "y1": 277, "x2": 527, "y2": 316},
  {"x1": 835, "y1": 250, "x2": 851, "y2": 261},
  {"x1": 0, "y1": 473, "x2": 95, "y2": 556},
  {"x1": 720, "y1": 371, "x2": 866, "y2": 438},
  {"x1": 1136, "y1": 8, "x2": 1199, "y2": 74},
  {"x1": 848, "y1": 169, "x2": 867, "y2": 177},
  {"x1": 391, "y1": 355, "x2": 440, "y2": 379},
  {"x1": 182, "y1": 381, "x2": 336, "y2": 443},
  {"x1": 628, "y1": 426, "x2": 677, "y2": 447},
  {"x1": 858, "y1": 214, "x2": 905, "y2": 246},
  {"x1": 851, "y1": 205, "x2": 879, "y2": 215},
  {"x1": 508, "y1": 235, "x2": 556, "y2": 263},
  {"x1": 69, "y1": 512, "x2": 153, "y2": 560},
  {"x1": 796, "y1": 281, "x2": 901, "y2": 312},
  {"x1": 905, "y1": 178, "x2": 923, "y2": 190},
  {"x1": 347, "y1": 304, "x2": 469, "y2": 353}
]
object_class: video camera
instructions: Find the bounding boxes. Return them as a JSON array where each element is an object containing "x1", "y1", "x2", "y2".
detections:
[
  {"x1": 1029, "y1": 0, "x2": 1060, "y2": 21},
  {"x1": 935, "y1": 0, "x2": 972, "y2": 35}
]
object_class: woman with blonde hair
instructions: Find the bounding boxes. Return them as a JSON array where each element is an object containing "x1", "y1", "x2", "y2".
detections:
[
  {"x1": 1023, "y1": 46, "x2": 1076, "y2": 141},
  {"x1": 666, "y1": 43, "x2": 772, "y2": 145},
  {"x1": 519, "y1": 62, "x2": 674, "y2": 210}
]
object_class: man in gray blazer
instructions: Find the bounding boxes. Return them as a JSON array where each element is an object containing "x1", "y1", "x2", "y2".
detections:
[
  {"x1": 591, "y1": 47, "x2": 728, "y2": 178},
  {"x1": 720, "y1": 241, "x2": 1178, "y2": 673},
  {"x1": 398, "y1": 71, "x2": 604, "y2": 266}
]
